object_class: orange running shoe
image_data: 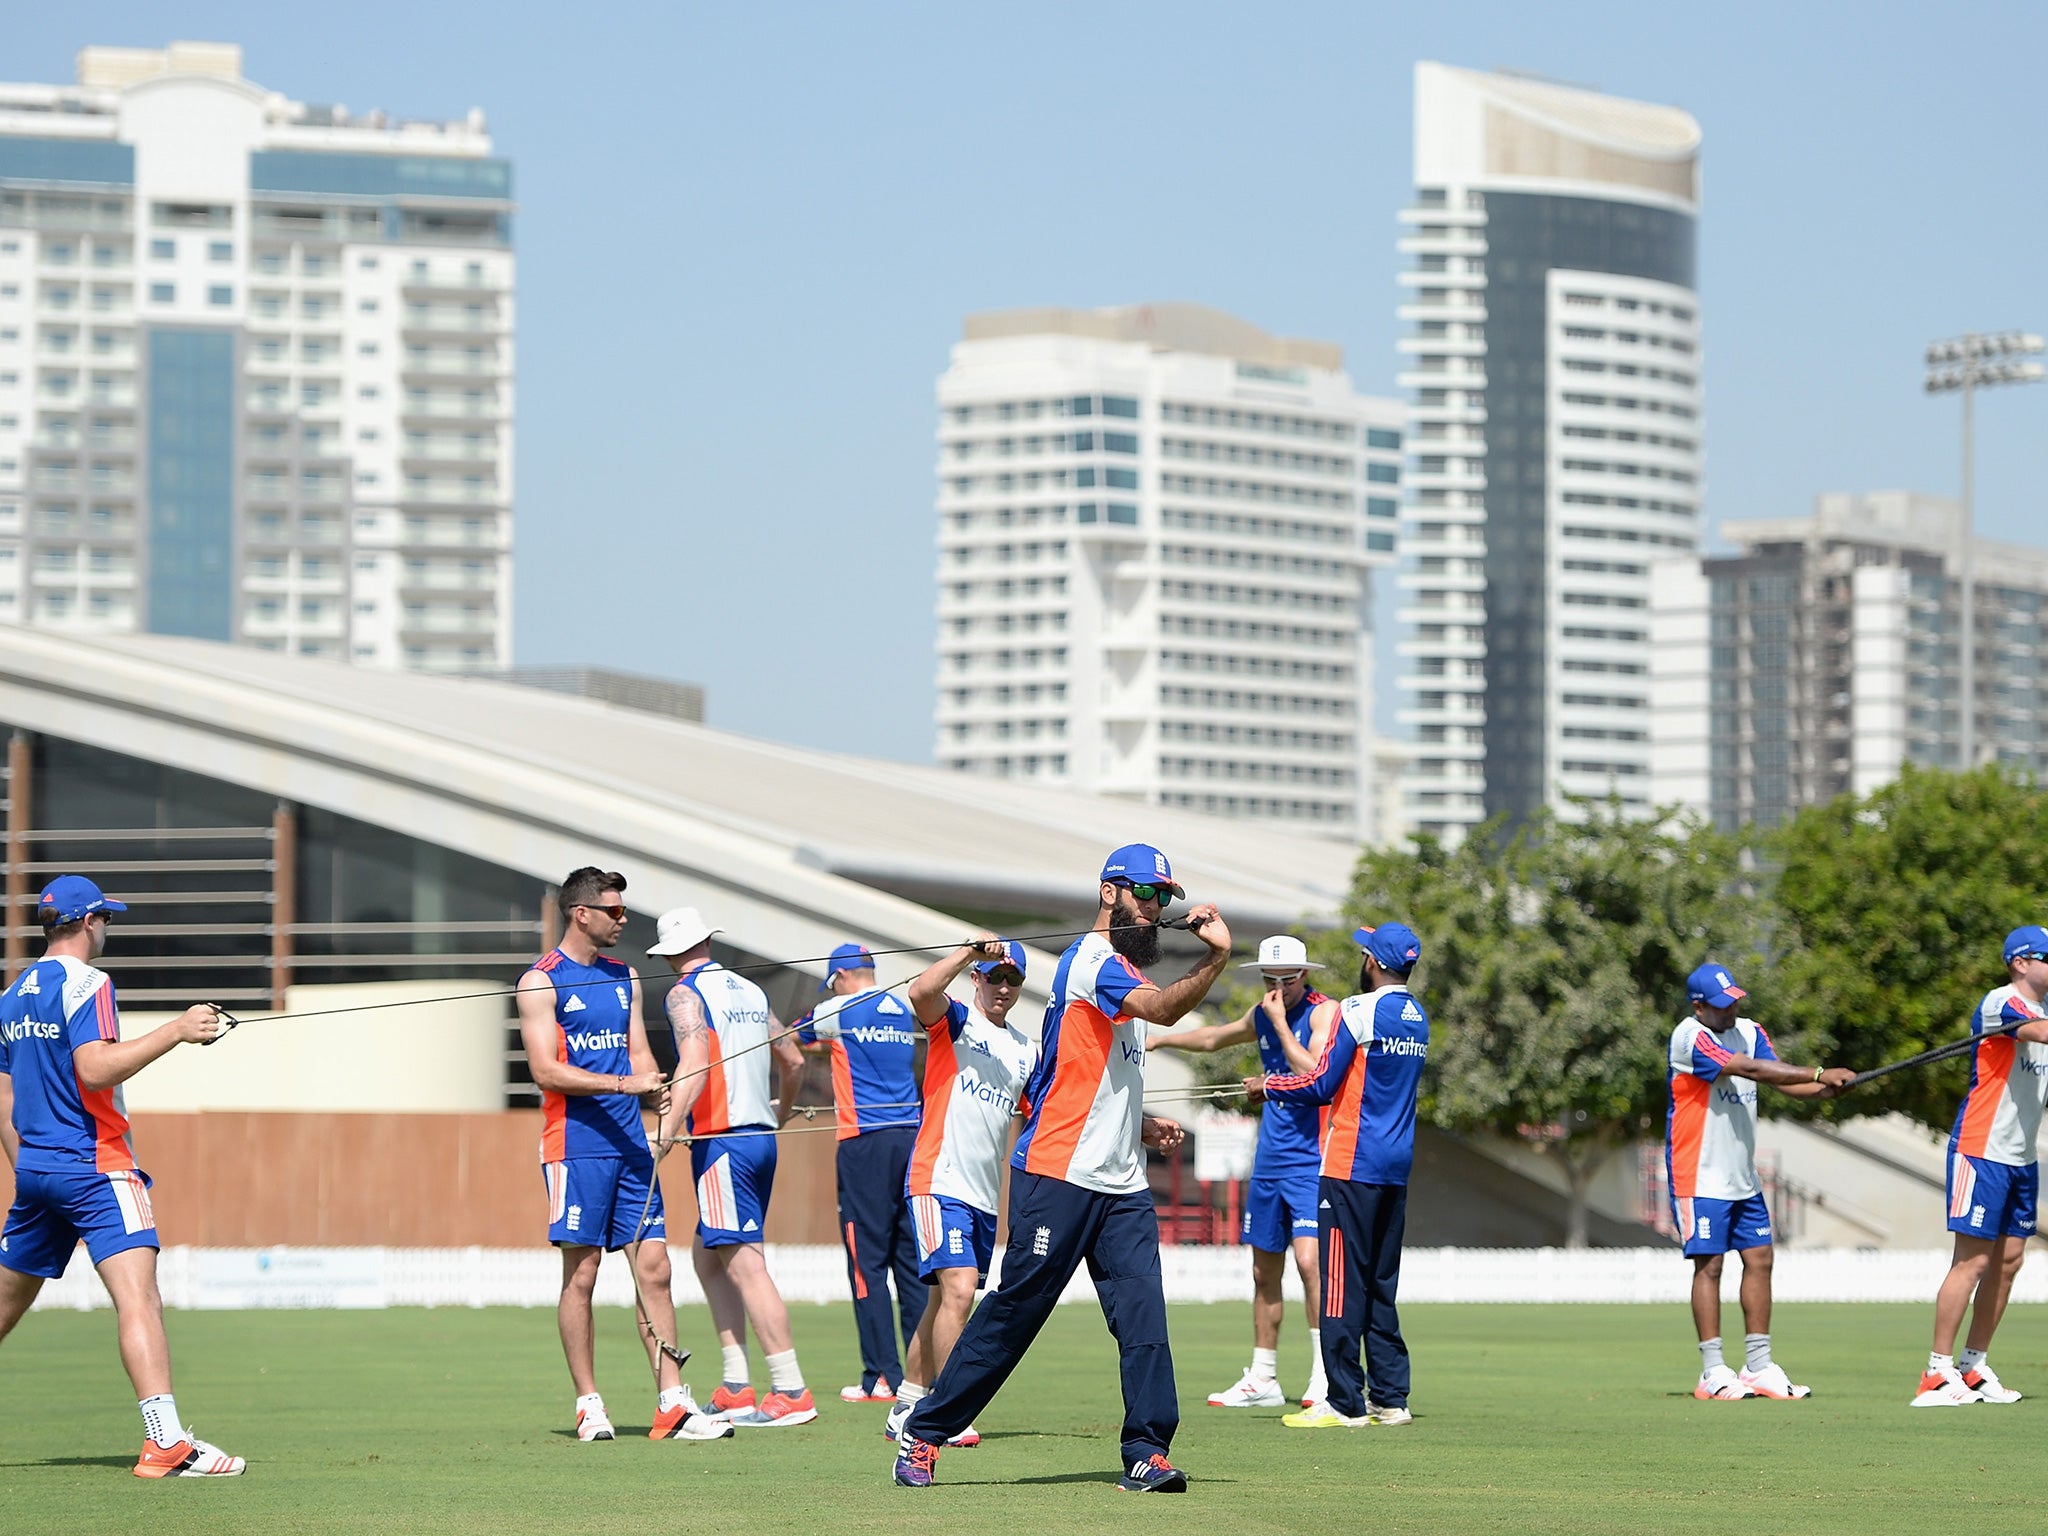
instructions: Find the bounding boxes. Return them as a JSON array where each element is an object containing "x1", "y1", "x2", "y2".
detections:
[
  {"x1": 728, "y1": 1388, "x2": 818, "y2": 1427},
  {"x1": 707, "y1": 1383, "x2": 756, "y2": 1419},
  {"x1": 134, "y1": 1434, "x2": 245, "y2": 1478}
]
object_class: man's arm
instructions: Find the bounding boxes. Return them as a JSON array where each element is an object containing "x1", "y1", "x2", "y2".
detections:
[
  {"x1": 1146, "y1": 1008, "x2": 1254, "y2": 1055},
  {"x1": 516, "y1": 970, "x2": 663, "y2": 1099},
  {"x1": 770, "y1": 1012, "x2": 805, "y2": 1127},
  {"x1": 0, "y1": 1072, "x2": 15, "y2": 1167},
  {"x1": 1719, "y1": 1056, "x2": 1856, "y2": 1099},
  {"x1": 1118, "y1": 907, "x2": 1234, "y2": 1027},
  {"x1": 663, "y1": 982, "x2": 710, "y2": 1140},
  {"x1": 908, "y1": 936, "x2": 1005, "y2": 1027},
  {"x1": 1271, "y1": 995, "x2": 1339, "y2": 1077},
  {"x1": 73, "y1": 1003, "x2": 226, "y2": 1092},
  {"x1": 1247, "y1": 1015, "x2": 1359, "y2": 1108}
]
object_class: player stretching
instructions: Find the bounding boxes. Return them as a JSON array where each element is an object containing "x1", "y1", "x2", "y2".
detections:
[
  {"x1": 518, "y1": 868, "x2": 728, "y2": 1443},
  {"x1": 1912, "y1": 925, "x2": 2048, "y2": 1407},
  {"x1": 0, "y1": 876, "x2": 243, "y2": 1477},
  {"x1": 886, "y1": 936, "x2": 1040, "y2": 1449},
  {"x1": 1667, "y1": 962, "x2": 1853, "y2": 1401},
  {"x1": 1150, "y1": 934, "x2": 1336, "y2": 1409},
  {"x1": 896, "y1": 843, "x2": 1230, "y2": 1493},
  {"x1": 802, "y1": 942, "x2": 923, "y2": 1404},
  {"x1": 1248, "y1": 922, "x2": 1428, "y2": 1429},
  {"x1": 650, "y1": 906, "x2": 817, "y2": 1427}
]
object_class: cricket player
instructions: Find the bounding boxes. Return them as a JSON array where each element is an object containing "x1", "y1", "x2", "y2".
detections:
[
  {"x1": 1248, "y1": 922, "x2": 1427, "y2": 1429},
  {"x1": 1667, "y1": 962, "x2": 1853, "y2": 1401},
  {"x1": 1912, "y1": 925, "x2": 2048, "y2": 1407},
  {"x1": 1149, "y1": 934, "x2": 1335, "y2": 1408},
  {"x1": 894, "y1": 844, "x2": 1228, "y2": 1492},
  {"x1": 0, "y1": 875, "x2": 245, "y2": 1477},
  {"x1": 886, "y1": 936, "x2": 1039, "y2": 1449},
  {"x1": 518, "y1": 868, "x2": 728, "y2": 1443}
]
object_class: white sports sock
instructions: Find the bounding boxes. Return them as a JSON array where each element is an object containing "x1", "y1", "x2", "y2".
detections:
[
  {"x1": 1698, "y1": 1337, "x2": 1725, "y2": 1373},
  {"x1": 658, "y1": 1386, "x2": 687, "y2": 1411},
  {"x1": 1743, "y1": 1333, "x2": 1771, "y2": 1372},
  {"x1": 721, "y1": 1344, "x2": 749, "y2": 1386},
  {"x1": 139, "y1": 1394, "x2": 182, "y2": 1446},
  {"x1": 1308, "y1": 1327, "x2": 1324, "y2": 1375},
  {"x1": 1928, "y1": 1351, "x2": 1955, "y2": 1375},
  {"x1": 895, "y1": 1380, "x2": 927, "y2": 1407},
  {"x1": 766, "y1": 1348, "x2": 805, "y2": 1394},
  {"x1": 1960, "y1": 1348, "x2": 1987, "y2": 1373},
  {"x1": 1250, "y1": 1347, "x2": 1278, "y2": 1379}
]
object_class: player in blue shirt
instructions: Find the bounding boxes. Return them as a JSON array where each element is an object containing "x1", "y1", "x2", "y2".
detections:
[
  {"x1": 516, "y1": 866, "x2": 728, "y2": 1445},
  {"x1": 800, "y1": 942, "x2": 924, "y2": 1402},
  {"x1": 1149, "y1": 933, "x2": 1338, "y2": 1409},
  {"x1": 1249, "y1": 922, "x2": 1429, "y2": 1429},
  {"x1": 0, "y1": 875, "x2": 244, "y2": 1477}
]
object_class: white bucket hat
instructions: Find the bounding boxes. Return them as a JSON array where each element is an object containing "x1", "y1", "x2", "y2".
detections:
[
  {"x1": 648, "y1": 906, "x2": 721, "y2": 957},
  {"x1": 1236, "y1": 934, "x2": 1320, "y2": 972}
]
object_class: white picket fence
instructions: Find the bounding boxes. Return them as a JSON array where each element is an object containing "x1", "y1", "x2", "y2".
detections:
[{"x1": 25, "y1": 1243, "x2": 2036, "y2": 1311}]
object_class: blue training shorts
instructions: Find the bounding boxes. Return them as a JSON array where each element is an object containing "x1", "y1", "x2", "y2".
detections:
[
  {"x1": 1947, "y1": 1152, "x2": 2038, "y2": 1240},
  {"x1": 0, "y1": 1166, "x2": 159, "y2": 1278},
  {"x1": 690, "y1": 1131, "x2": 777, "y2": 1247},
  {"x1": 909, "y1": 1192, "x2": 996, "y2": 1284},
  {"x1": 545, "y1": 1155, "x2": 664, "y2": 1251},
  {"x1": 1243, "y1": 1169, "x2": 1321, "y2": 1254},
  {"x1": 1674, "y1": 1191, "x2": 1772, "y2": 1256}
]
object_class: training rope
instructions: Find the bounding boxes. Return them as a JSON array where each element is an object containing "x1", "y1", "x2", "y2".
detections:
[{"x1": 1846, "y1": 1015, "x2": 2030, "y2": 1088}]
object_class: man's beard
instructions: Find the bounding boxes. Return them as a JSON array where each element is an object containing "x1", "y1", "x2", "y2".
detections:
[{"x1": 1106, "y1": 892, "x2": 1161, "y2": 969}]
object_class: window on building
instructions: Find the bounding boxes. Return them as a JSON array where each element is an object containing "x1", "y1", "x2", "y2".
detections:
[
  {"x1": 149, "y1": 239, "x2": 174, "y2": 260},
  {"x1": 208, "y1": 241, "x2": 232, "y2": 263},
  {"x1": 207, "y1": 285, "x2": 232, "y2": 307},
  {"x1": 149, "y1": 283, "x2": 173, "y2": 303}
]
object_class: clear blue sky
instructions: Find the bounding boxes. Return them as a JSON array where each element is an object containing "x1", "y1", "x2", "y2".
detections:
[{"x1": 16, "y1": 3, "x2": 2048, "y2": 758}]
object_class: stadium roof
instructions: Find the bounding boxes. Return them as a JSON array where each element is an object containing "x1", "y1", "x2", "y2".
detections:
[{"x1": 0, "y1": 629, "x2": 1358, "y2": 993}]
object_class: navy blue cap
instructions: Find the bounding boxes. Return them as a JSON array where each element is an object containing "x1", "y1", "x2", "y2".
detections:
[
  {"x1": 1355, "y1": 922, "x2": 1421, "y2": 973},
  {"x1": 38, "y1": 875, "x2": 128, "y2": 927},
  {"x1": 971, "y1": 939, "x2": 1027, "y2": 979},
  {"x1": 1099, "y1": 843, "x2": 1185, "y2": 901},
  {"x1": 2005, "y1": 925, "x2": 2048, "y2": 964},
  {"x1": 1687, "y1": 962, "x2": 1747, "y2": 1009},
  {"x1": 821, "y1": 941, "x2": 876, "y2": 992}
]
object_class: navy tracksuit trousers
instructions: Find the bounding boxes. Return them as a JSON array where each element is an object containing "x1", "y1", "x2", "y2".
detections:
[
  {"x1": 1320, "y1": 1177, "x2": 1410, "y2": 1415},
  {"x1": 837, "y1": 1127, "x2": 922, "y2": 1392},
  {"x1": 905, "y1": 1169, "x2": 1177, "y2": 1465}
]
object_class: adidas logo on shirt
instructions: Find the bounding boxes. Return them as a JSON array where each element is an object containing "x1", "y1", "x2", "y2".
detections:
[
  {"x1": 1401, "y1": 1000, "x2": 1424, "y2": 1022},
  {"x1": 563, "y1": 995, "x2": 587, "y2": 1013}
]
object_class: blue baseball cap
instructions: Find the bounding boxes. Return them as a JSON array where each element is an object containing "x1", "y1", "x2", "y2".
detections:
[
  {"x1": 1099, "y1": 843, "x2": 1185, "y2": 901},
  {"x1": 2004, "y1": 925, "x2": 2048, "y2": 964},
  {"x1": 1687, "y1": 962, "x2": 1747, "y2": 1009},
  {"x1": 38, "y1": 875, "x2": 127, "y2": 927},
  {"x1": 971, "y1": 939, "x2": 1027, "y2": 979},
  {"x1": 821, "y1": 941, "x2": 876, "y2": 991},
  {"x1": 1355, "y1": 922, "x2": 1421, "y2": 972}
]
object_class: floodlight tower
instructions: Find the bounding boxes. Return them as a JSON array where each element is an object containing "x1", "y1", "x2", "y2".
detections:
[{"x1": 1924, "y1": 331, "x2": 2045, "y2": 768}]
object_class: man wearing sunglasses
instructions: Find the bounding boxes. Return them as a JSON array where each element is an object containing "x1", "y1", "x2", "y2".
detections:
[
  {"x1": 887, "y1": 935, "x2": 1040, "y2": 1450},
  {"x1": 896, "y1": 843, "x2": 1232, "y2": 1493},
  {"x1": 517, "y1": 867, "x2": 714, "y2": 1443},
  {"x1": 1149, "y1": 934, "x2": 1338, "y2": 1411}
]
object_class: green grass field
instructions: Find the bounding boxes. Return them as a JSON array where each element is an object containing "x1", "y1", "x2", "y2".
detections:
[{"x1": 2, "y1": 1300, "x2": 2044, "y2": 1533}]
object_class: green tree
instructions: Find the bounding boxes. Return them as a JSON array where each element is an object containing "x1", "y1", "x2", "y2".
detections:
[
  {"x1": 1343, "y1": 801, "x2": 1766, "y2": 1247},
  {"x1": 1765, "y1": 762, "x2": 2048, "y2": 1129}
]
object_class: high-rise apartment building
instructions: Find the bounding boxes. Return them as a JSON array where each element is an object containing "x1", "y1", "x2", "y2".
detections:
[
  {"x1": 0, "y1": 42, "x2": 512, "y2": 669},
  {"x1": 934, "y1": 303, "x2": 1402, "y2": 837},
  {"x1": 1398, "y1": 62, "x2": 1703, "y2": 839},
  {"x1": 1651, "y1": 492, "x2": 2048, "y2": 831}
]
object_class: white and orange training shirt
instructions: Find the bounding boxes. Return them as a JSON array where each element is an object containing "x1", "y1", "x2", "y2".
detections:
[
  {"x1": 1665, "y1": 1015, "x2": 1775, "y2": 1202},
  {"x1": 676, "y1": 964, "x2": 779, "y2": 1135},
  {"x1": 907, "y1": 997, "x2": 1037, "y2": 1214},
  {"x1": 1011, "y1": 931, "x2": 1150, "y2": 1195},
  {"x1": 1948, "y1": 985, "x2": 2048, "y2": 1167}
]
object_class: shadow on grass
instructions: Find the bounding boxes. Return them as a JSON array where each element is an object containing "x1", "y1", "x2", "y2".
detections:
[{"x1": 1, "y1": 1454, "x2": 135, "y2": 1469}]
